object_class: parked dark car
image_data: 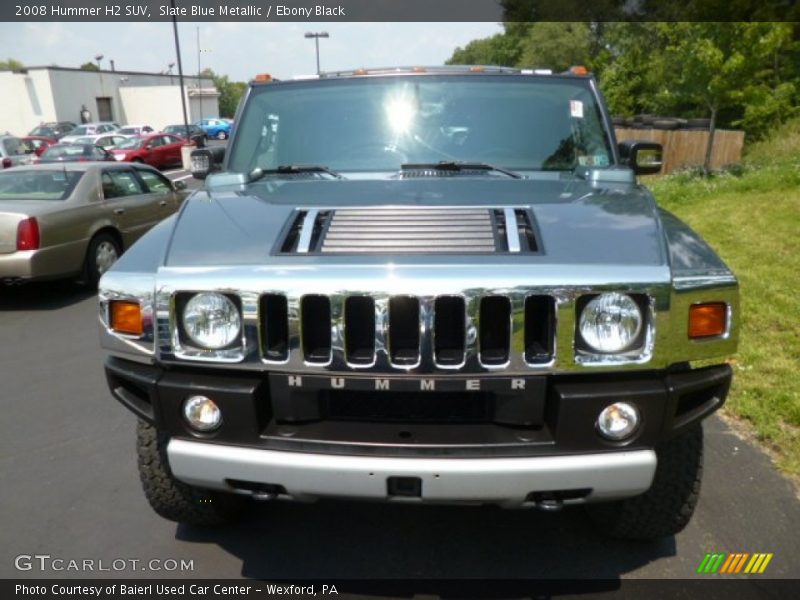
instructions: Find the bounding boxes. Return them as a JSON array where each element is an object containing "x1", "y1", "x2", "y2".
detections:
[
  {"x1": 38, "y1": 143, "x2": 116, "y2": 163},
  {"x1": 109, "y1": 134, "x2": 184, "y2": 169},
  {"x1": 163, "y1": 124, "x2": 208, "y2": 143},
  {"x1": 28, "y1": 122, "x2": 77, "y2": 140}
]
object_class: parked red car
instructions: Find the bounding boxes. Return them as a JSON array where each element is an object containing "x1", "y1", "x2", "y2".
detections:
[
  {"x1": 21, "y1": 136, "x2": 57, "y2": 157},
  {"x1": 109, "y1": 134, "x2": 184, "y2": 169}
]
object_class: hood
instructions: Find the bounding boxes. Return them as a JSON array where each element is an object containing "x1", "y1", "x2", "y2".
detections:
[{"x1": 163, "y1": 177, "x2": 668, "y2": 269}]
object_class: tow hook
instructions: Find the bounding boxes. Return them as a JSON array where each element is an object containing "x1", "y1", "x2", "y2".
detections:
[
  {"x1": 535, "y1": 498, "x2": 564, "y2": 512},
  {"x1": 252, "y1": 491, "x2": 278, "y2": 501}
]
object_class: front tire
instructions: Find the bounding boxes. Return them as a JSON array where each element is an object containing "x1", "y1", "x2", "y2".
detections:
[
  {"x1": 588, "y1": 425, "x2": 703, "y2": 540},
  {"x1": 216, "y1": 131, "x2": 227, "y2": 140},
  {"x1": 84, "y1": 232, "x2": 120, "y2": 289},
  {"x1": 136, "y1": 420, "x2": 247, "y2": 526}
]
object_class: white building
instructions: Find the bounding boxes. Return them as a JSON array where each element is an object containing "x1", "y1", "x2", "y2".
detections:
[{"x1": 0, "y1": 65, "x2": 220, "y2": 136}]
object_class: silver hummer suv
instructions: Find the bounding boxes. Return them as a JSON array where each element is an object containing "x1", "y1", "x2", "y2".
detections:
[{"x1": 99, "y1": 66, "x2": 738, "y2": 540}]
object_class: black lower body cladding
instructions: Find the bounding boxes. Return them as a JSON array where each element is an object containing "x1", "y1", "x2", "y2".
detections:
[{"x1": 105, "y1": 358, "x2": 731, "y2": 457}]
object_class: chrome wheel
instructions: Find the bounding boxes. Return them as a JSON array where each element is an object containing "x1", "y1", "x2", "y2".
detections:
[
  {"x1": 95, "y1": 241, "x2": 119, "y2": 275},
  {"x1": 216, "y1": 131, "x2": 227, "y2": 140}
]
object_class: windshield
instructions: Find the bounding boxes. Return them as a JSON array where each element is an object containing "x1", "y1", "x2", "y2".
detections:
[
  {"x1": 227, "y1": 75, "x2": 612, "y2": 174},
  {"x1": 0, "y1": 170, "x2": 83, "y2": 200},
  {"x1": 116, "y1": 137, "x2": 145, "y2": 149},
  {"x1": 119, "y1": 127, "x2": 139, "y2": 134},
  {"x1": 69, "y1": 126, "x2": 90, "y2": 135}
]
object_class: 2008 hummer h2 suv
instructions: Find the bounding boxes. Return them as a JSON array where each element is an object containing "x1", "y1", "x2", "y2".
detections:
[{"x1": 99, "y1": 66, "x2": 738, "y2": 539}]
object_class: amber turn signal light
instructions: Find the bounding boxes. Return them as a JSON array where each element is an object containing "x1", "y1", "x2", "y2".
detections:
[
  {"x1": 689, "y1": 303, "x2": 727, "y2": 339},
  {"x1": 110, "y1": 301, "x2": 143, "y2": 336}
]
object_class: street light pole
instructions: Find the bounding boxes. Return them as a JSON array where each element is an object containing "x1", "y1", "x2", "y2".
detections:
[
  {"x1": 197, "y1": 26, "x2": 203, "y2": 124},
  {"x1": 169, "y1": 0, "x2": 191, "y2": 141},
  {"x1": 304, "y1": 32, "x2": 329, "y2": 75}
]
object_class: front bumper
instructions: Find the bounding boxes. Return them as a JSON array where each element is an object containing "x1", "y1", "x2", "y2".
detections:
[
  {"x1": 107, "y1": 358, "x2": 731, "y2": 504},
  {"x1": 167, "y1": 439, "x2": 656, "y2": 505}
]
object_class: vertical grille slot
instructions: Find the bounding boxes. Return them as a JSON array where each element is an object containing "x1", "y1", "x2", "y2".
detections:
[
  {"x1": 434, "y1": 296, "x2": 466, "y2": 366},
  {"x1": 525, "y1": 295, "x2": 555, "y2": 363},
  {"x1": 261, "y1": 294, "x2": 289, "y2": 361},
  {"x1": 479, "y1": 296, "x2": 511, "y2": 365},
  {"x1": 388, "y1": 296, "x2": 420, "y2": 365},
  {"x1": 345, "y1": 296, "x2": 376, "y2": 365},
  {"x1": 301, "y1": 295, "x2": 331, "y2": 363}
]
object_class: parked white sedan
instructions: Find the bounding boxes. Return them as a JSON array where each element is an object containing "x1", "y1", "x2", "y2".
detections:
[
  {"x1": 117, "y1": 124, "x2": 156, "y2": 138},
  {"x1": 61, "y1": 122, "x2": 120, "y2": 143},
  {"x1": 72, "y1": 134, "x2": 128, "y2": 149}
]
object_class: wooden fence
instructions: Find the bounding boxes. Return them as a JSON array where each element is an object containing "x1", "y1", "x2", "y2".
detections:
[{"x1": 614, "y1": 128, "x2": 745, "y2": 174}]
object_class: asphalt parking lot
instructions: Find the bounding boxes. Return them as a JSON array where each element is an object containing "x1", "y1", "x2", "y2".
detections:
[{"x1": 1, "y1": 150, "x2": 799, "y2": 586}]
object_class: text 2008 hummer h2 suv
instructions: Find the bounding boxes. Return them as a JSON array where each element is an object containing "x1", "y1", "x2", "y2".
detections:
[{"x1": 98, "y1": 66, "x2": 738, "y2": 539}]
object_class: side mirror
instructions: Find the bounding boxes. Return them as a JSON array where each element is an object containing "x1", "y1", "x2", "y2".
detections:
[
  {"x1": 174, "y1": 180, "x2": 187, "y2": 191},
  {"x1": 618, "y1": 141, "x2": 663, "y2": 175},
  {"x1": 191, "y1": 146, "x2": 225, "y2": 180}
]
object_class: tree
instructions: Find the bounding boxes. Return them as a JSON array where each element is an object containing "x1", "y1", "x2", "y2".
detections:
[
  {"x1": 80, "y1": 62, "x2": 100, "y2": 71},
  {"x1": 200, "y1": 68, "x2": 246, "y2": 118},
  {"x1": 0, "y1": 58, "x2": 24, "y2": 70},
  {"x1": 446, "y1": 21, "x2": 800, "y2": 162},
  {"x1": 447, "y1": 33, "x2": 524, "y2": 67},
  {"x1": 648, "y1": 23, "x2": 793, "y2": 172},
  {"x1": 518, "y1": 22, "x2": 593, "y2": 72}
]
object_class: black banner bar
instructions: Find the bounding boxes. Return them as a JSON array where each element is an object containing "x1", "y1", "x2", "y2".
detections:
[
  {"x1": 4, "y1": 579, "x2": 800, "y2": 599},
  {"x1": 2, "y1": 0, "x2": 799, "y2": 22}
]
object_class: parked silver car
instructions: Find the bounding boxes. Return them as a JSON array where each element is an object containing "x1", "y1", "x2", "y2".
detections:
[
  {"x1": 0, "y1": 162, "x2": 187, "y2": 286},
  {"x1": 60, "y1": 122, "x2": 120, "y2": 144},
  {"x1": 72, "y1": 134, "x2": 129, "y2": 149},
  {"x1": 0, "y1": 135, "x2": 35, "y2": 169}
]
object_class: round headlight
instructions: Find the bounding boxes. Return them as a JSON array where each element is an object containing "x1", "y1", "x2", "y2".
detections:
[
  {"x1": 183, "y1": 395, "x2": 222, "y2": 431},
  {"x1": 597, "y1": 402, "x2": 640, "y2": 441},
  {"x1": 579, "y1": 293, "x2": 642, "y2": 353},
  {"x1": 182, "y1": 292, "x2": 241, "y2": 349}
]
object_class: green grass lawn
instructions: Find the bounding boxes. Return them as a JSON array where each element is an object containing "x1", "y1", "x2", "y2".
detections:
[{"x1": 649, "y1": 124, "x2": 800, "y2": 477}]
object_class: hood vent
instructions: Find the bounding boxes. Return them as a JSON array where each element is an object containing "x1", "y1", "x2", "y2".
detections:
[{"x1": 277, "y1": 207, "x2": 540, "y2": 255}]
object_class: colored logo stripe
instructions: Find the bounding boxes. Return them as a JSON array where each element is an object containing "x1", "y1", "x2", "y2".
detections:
[
  {"x1": 698, "y1": 552, "x2": 773, "y2": 574},
  {"x1": 697, "y1": 553, "x2": 726, "y2": 573}
]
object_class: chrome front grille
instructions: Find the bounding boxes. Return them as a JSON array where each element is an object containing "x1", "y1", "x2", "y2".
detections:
[{"x1": 256, "y1": 292, "x2": 556, "y2": 372}]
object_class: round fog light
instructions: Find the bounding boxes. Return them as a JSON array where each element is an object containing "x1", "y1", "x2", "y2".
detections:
[
  {"x1": 183, "y1": 395, "x2": 222, "y2": 432},
  {"x1": 597, "y1": 402, "x2": 640, "y2": 441}
]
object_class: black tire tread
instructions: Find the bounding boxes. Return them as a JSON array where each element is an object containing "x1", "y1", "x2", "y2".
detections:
[
  {"x1": 83, "y1": 232, "x2": 120, "y2": 290},
  {"x1": 136, "y1": 420, "x2": 246, "y2": 526},
  {"x1": 589, "y1": 425, "x2": 703, "y2": 540}
]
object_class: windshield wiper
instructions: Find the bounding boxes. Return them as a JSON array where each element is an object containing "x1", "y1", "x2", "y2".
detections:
[
  {"x1": 248, "y1": 164, "x2": 343, "y2": 182},
  {"x1": 400, "y1": 161, "x2": 522, "y2": 179}
]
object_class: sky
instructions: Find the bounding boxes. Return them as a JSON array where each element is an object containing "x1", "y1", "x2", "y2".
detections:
[{"x1": 0, "y1": 22, "x2": 503, "y2": 80}]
